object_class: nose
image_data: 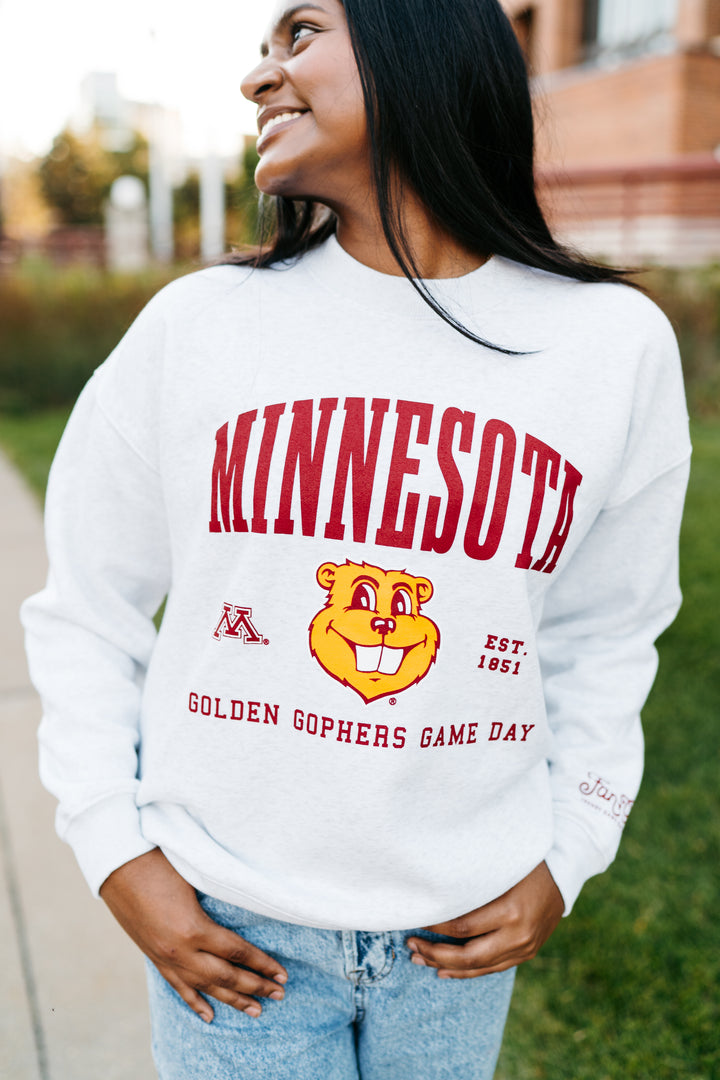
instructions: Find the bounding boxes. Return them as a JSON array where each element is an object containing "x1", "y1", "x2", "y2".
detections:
[
  {"x1": 371, "y1": 617, "x2": 396, "y2": 636},
  {"x1": 241, "y1": 56, "x2": 285, "y2": 103}
]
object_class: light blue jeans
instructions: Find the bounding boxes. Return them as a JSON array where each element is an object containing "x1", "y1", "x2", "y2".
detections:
[{"x1": 146, "y1": 892, "x2": 515, "y2": 1080}]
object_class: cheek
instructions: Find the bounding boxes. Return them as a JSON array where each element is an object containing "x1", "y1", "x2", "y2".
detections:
[
  {"x1": 310, "y1": 55, "x2": 366, "y2": 139},
  {"x1": 325, "y1": 95, "x2": 369, "y2": 161},
  {"x1": 337, "y1": 81, "x2": 367, "y2": 142}
]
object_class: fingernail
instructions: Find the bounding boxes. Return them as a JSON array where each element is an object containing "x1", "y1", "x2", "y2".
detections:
[
  {"x1": 411, "y1": 954, "x2": 427, "y2": 966},
  {"x1": 407, "y1": 941, "x2": 418, "y2": 954},
  {"x1": 200, "y1": 1012, "x2": 213, "y2": 1024},
  {"x1": 269, "y1": 990, "x2": 284, "y2": 1000},
  {"x1": 275, "y1": 972, "x2": 288, "y2": 984},
  {"x1": 245, "y1": 1005, "x2": 261, "y2": 1018},
  {"x1": 437, "y1": 971, "x2": 450, "y2": 979}
]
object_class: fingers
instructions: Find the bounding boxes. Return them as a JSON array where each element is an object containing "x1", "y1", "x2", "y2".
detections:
[
  {"x1": 408, "y1": 931, "x2": 530, "y2": 977},
  {"x1": 423, "y1": 903, "x2": 502, "y2": 940},
  {"x1": 162, "y1": 974, "x2": 217, "y2": 1023},
  {"x1": 407, "y1": 931, "x2": 514, "y2": 975},
  {"x1": 155, "y1": 948, "x2": 287, "y2": 1023},
  {"x1": 100, "y1": 852, "x2": 291, "y2": 1021},
  {"x1": 159, "y1": 964, "x2": 269, "y2": 1023},
  {"x1": 148, "y1": 918, "x2": 289, "y2": 1022},
  {"x1": 208, "y1": 919, "x2": 288, "y2": 985},
  {"x1": 408, "y1": 910, "x2": 548, "y2": 974},
  {"x1": 405, "y1": 900, "x2": 506, "y2": 973},
  {"x1": 191, "y1": 919, "x2": 289, "y2": 1017},
  {"x1": 199, "y1": 953, "x2": 286, "y2": 1003},
  {"x1": 406, "y1": 862, "x2": 565, "y2": 979}
]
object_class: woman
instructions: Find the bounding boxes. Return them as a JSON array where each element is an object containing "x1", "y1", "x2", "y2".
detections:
[{"x1": 22, "y1": 1, "x2": 690, "y2": 1077}]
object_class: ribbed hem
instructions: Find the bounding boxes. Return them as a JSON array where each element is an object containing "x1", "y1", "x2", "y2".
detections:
[
  {"x1": 545, "y1": 815, "x2": 610, "y2": 915},
  {"x1": 62, "y1": 792, "x2": 156, "y2": 897}
]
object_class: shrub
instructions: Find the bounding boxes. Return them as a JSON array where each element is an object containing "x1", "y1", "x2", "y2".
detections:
[
  {"x1": 1, "y1": 259, "x2": 719, "y2": 417},
  {"x1": 0, "y1": 260, "x2": 179, "y2": 413},
  {"x1": 642, "y1": 263, "x2": 720, "y2": 418}
]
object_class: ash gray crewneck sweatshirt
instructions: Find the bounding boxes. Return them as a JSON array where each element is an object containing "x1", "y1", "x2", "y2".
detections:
[{"x1": 22, "y1": 236, "x2": 690, "y2": 927}]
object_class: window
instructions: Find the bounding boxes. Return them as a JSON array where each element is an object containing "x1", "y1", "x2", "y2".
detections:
[{"x1": 582, "y1": 0, "x2": 679, "y2": 60}]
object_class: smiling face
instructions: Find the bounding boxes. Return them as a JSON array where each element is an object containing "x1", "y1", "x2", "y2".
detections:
[
  {"x1": 241, "y1": 1, "x2": 371, "y2": 208},
  {"x1": 309, "y1": 560, "x2": 440, "y2": 703}
]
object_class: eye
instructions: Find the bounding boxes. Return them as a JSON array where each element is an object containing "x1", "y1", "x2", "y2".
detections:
[
  {"x1": 391, "y1": 589, "x2": 413, "y2": 617},
  {"x1": 350, "y1": 584, "x2": 377, "y2": 611},
  {"x1": 289, "y1": 23, "x2": 315, "y2": 48}
]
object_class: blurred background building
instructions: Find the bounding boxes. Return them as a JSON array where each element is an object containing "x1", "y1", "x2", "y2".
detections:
[
  {"x1": 503, "y1": 0, "x2": 720, "y2": 263},
  {"x1": 2, "y1": 0, "x2": 720, "y2": 268},
  {"x1": 0, "y1": 68, "x2": 258, "y2": 270}
]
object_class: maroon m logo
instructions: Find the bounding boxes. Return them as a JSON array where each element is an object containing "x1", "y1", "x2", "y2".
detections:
[{"x1": 212, "y1": 603, "x2": 263, "y2": 643}]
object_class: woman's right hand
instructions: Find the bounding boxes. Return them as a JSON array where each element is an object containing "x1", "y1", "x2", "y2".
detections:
[{"x1": 99, "y1": 848, "x2": 288, "y2": 1022}]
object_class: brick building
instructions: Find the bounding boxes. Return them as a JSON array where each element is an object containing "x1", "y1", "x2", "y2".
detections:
[{"x1": 502, "y1": 0, "x2": 720, "y2": 263}]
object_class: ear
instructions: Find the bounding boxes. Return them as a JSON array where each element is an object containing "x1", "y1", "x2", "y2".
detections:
[
  {"x1": 317, "y1": 563, "x2": 338, "y2": 590},
  {"x1": 415, "y1": 577, "x2": 433, "y2": 604}
]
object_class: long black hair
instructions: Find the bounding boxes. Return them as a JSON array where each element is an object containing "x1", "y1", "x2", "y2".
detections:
[{"x1": 226, "y1": 0, "x2": 635, "y2": 348}]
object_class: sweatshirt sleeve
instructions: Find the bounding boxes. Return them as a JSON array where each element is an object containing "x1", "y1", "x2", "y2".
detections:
[
  {"x1": 542, "y1": 307, "x2": 691, "y2": 914},
  {"x1": 21, "y1": 301, "x2": 172, "y2": 897}
]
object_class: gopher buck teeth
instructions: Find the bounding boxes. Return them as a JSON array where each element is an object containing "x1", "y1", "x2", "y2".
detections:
[{"x1": 353, "y1": 643, "x2": 405, "y2": 676}]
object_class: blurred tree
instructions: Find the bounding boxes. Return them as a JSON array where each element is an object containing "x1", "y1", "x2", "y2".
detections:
[
  {"x1": 226, "y1": 143, "x2": 261, "y2": 245},
  {"x1": 175, "y1": 145, "x2": 262, "y2": 259},
  {"x1": 173, "y1": 170, "x2": 201, "y2": 259},
  {"x1": 174, "y1": 171, "x2": 200, "y2": 223},
  {"x1": 39, "y1": 127, "x2": 149, "y2": 226},
  {"x1": 113, "y1": 129, "x2": 149, "y2": 187},
  {"x1": 2, "y1": 158, "x2": 55, "y2": 239}
]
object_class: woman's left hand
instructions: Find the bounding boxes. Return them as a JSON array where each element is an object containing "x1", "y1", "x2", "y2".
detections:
[{"x1": 406, "y1": 861, "x2": 564, "y2": 978}]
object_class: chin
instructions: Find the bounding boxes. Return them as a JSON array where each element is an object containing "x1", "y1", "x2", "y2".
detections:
[
  {"x1": 253, "y1": 161, "x2": 349, "y2": 208},
  {"x1": 254, "y1": 161, "x2": 308, "y2": 200}
]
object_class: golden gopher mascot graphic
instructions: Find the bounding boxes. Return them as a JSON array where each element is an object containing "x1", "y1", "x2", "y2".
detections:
[{"x1": 309, "y1": 560, "x2": 440, "y2": 703}]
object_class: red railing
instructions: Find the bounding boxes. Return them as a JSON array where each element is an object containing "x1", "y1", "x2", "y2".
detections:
[
  {"x1": 538, "y1": 152, "x2": 720, "y2": 187},
  {"x1": 537, "y1": 153, "x2": 720, "y2": 221}
]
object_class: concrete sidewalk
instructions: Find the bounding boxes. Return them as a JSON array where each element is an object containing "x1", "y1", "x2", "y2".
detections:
[{"x1": 0, "y1": 451, "x2": 155, "y2": 1080}]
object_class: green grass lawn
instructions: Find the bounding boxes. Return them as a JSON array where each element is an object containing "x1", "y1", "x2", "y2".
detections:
[
  {"x1": 0, "y1": 406, "x2": 73, "y2": 497},
  {"x1": 497, "y1": 420, "x2": 720, "y2": 1080},
  {"x1": 1, "y1": 411, "x2": 717, "y2": 1079}
]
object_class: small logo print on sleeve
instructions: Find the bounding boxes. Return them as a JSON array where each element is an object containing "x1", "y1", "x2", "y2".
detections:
[
  {"x1": 579, "y1": 772, "x2": 634, "y2": 826},
  {"x1": 212, "y1": 603, "x2": 264, "y2": 644}
]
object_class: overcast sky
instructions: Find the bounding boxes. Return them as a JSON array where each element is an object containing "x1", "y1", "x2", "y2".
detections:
[{"x1": 0, "y1": 0, "x2": 273, "y2": 157}]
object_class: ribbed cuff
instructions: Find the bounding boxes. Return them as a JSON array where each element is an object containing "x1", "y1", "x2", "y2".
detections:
[
  {"x1": 545, "y1": 815, "x2": 609, "y2": 915},
  {"x1": 62, "y1": 793, "x2": 157, "y2": 896}
]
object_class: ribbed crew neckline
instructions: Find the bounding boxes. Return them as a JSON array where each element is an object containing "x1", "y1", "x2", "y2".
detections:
[{"x1": 301, "y1": 232, "x2": 510, "y2": 322}]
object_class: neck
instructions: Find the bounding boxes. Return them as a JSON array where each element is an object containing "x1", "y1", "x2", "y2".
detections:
[{"x1": 330, "y1": 187, "x2": 488, "y2": 280}]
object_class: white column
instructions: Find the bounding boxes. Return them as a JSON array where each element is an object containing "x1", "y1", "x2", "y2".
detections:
[
  {"x1": 149, "y1": 104, "x2": 174, "y2": 262},
  {"x1": 105, "y1": 175, "x2": 149, "y2": 272},
  {"x1": 200, "y1": 151, "x2": 225, "y2": 261}
]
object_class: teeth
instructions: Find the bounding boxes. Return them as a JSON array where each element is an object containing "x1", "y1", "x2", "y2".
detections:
[
  {"x1": 262, "y1": 111, "x2": 304, "y2": 136},
  {"x1": 355, "y1": 645, "x2": 382, "y2": 672},
  {"x1": 354, "y1": 644, "x2": 404, "y2": 675},
  {"x1": 378, "y1": 646, "x2": 404, "y2": 676}
]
